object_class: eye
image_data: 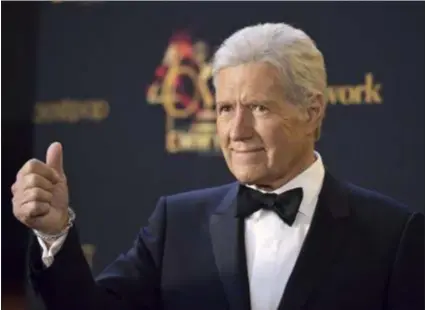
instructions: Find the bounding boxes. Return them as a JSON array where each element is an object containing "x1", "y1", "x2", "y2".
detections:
[
  {"x1": 251, "y1": 104, "x2": 269, "y2": 113},
  {"x1": 217, "y1": 104, "x2": 233, "y2": 114}
]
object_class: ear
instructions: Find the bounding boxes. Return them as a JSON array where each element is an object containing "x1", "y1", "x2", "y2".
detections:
[{"x1": 305, "y1": 93, "x2": 326, "y2": 135}]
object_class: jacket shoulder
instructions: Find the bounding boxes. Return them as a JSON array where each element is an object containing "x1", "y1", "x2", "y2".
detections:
[
  {"x1": 343, "y1": 181, "x2": 419, "y2": 226},
  {"x1": 163, "y1": 182, "x2": 237, "y2": 213}
]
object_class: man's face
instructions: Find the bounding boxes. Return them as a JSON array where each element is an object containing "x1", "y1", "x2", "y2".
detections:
[{"x1": 215, "y1": 62, "x2": 319, "y2": 188}]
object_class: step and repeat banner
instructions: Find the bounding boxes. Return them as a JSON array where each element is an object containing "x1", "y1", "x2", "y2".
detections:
[{"x1": 33, "y1": 2, "x2": 424, "y2": 275}]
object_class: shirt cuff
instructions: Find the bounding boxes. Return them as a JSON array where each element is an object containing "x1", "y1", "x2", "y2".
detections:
[{"x1": 36, "y1": 232, "x2": 69, "y2": 267}]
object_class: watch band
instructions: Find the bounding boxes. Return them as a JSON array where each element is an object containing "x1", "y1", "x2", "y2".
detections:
[{"x1": 34, "y1": 207, "x2": 76, "y2": 242}]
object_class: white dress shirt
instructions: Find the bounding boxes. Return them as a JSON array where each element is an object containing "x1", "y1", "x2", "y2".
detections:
[
  {"x1": 37, "y1": 152, "x2": 325, "y2": 310},
  {"x1": 244, "y1": 152, "x2": 325, "y2": 310},
  {"x1": 37, "y1": 233, "x2": 67, "y2": 267}
]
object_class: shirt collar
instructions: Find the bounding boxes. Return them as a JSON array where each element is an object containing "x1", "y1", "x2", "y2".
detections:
[{"x1": 246, "y1": 151, "x2": 325, "y2": 218}]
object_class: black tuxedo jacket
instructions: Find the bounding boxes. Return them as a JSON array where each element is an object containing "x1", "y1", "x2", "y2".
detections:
[{"x1": 29, "y1": 172, "x2": 424, "y2": 310}]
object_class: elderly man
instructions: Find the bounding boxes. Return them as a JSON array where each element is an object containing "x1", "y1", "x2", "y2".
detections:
[{"x1": 12, "y1": 23, "x2": 423, "y2": 310}]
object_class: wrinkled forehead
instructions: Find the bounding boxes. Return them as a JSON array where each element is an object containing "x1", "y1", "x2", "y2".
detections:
[{"x1": 214, "y1": 63, "x2": 285, "y2": 102}]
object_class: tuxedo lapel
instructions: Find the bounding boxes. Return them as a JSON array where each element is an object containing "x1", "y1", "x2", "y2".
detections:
[
  {"x1": 278, "y1": 171, "x2": 352, "y2": 310},
  {"x1": 209, "y1": 183, "x2": 251, "y2": 310}
]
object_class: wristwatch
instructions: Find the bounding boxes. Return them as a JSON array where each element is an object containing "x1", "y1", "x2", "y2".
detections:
[{"x1": 34, "y1": 207, "x2": 76, "y2": 242}]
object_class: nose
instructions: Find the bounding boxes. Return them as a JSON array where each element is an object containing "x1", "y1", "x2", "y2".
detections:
[{"x1": 229, "y1": 106, "x2": 253, "y2": 141}]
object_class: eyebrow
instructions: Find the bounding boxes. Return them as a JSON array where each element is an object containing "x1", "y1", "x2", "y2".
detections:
[
  {"x1": 216, "y1": 100, "x2": 276, "y2": 106},
  {"x1": 247, "y1": 100, "x2": 276, "y2": 106}
]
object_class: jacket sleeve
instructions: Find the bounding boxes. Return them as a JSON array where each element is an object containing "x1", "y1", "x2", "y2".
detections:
[
  {"x1": 387, "y1": 211, "x2": 424, "y2": 310},
  {"x1": 28, "y1": 196, "x2": 168, "y2": 310}
]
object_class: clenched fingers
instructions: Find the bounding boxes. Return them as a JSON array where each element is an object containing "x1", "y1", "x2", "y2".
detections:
[
  {"x1": 17, "y1": 188, "x2": 53, "y2": 206},
  {"x1": 19, "y1": 201, "x2": 50, "y2": 220},
  {"x1": 12, "y1": 174, "x2": 54, "y2": 194},
  {"x1": 16, "y1": 159, "x2": 60, "y2": 184}
]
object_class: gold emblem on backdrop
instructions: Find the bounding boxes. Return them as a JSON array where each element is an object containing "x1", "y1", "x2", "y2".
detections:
[
  {"x1": 34, "y1": 99, "x2": 110, "y2": 124},
  {"x1": 146, "y1": 32, "x2": 218, "y2": 154}
]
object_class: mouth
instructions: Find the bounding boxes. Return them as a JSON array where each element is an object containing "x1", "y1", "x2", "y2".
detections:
[{"x1": 231, "y1": 148, "x2": 264, "y2": 154}]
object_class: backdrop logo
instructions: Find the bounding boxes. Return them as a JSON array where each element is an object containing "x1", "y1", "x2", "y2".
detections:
[
  {"x1": 146, "y1": 32, "x2": 383, "y2": 154},
  {"x1": 34, "y1": 99, "x2": 110, "y2": 124},
  {"x1": 146, "y1": 32, "x2": 219, "y2": 154},
  {"x1": 326, "y1": 73, "x2": 383, "y2": 105}
]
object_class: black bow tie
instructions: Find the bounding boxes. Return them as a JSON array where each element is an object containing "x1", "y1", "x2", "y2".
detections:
[{"x1": 236, "y1": 185, "x2": 303, "y2": 226}]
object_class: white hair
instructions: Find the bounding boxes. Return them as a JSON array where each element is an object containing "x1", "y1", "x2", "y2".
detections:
[{"x1": 212, "y1": 23, "x2": 327, "y2": 138}]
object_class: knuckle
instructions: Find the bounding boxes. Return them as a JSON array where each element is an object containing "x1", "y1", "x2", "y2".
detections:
[
  {"x1": 28, "y1": 158, "x2": 39, "y2": 166},
  {"x1": 26, "y1": 174, "x2": 41, "y2": 188},
  {"x1": 25, "y1": 160, "x2": 35, "y2": 170},
  {"x1": 25, "y1": 188, "x2": 36, "y2": 200},
  {"x1": 26, "y1": 202, "x2": 43, "y2": 216},
  {"x1": 16, "y1": 204, "x2": 32, "y2": 220},
  {"x1": 26, "y1": 159, "x2": 40, "y2": 172},
  {"x1": 26, "y1": 201, "x2": 38, "y2": 210},
  {"x1": 25, "y1": 188, "x2": 42, "y2": 201},
  {"x1": 28, "y1": 202, "x2": 48, "y2": 217},
  {"x1": 27, "y1": 173, "x2": 37, "y2": 184},
  {"x1": 14, "y1": 180, "x2": 24, "y2": 193},
  {"x1": 12, "y1": 196, "x2": 23, "y2": 210}
]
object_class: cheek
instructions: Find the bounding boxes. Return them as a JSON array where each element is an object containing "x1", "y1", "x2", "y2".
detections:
[
  {"x1": 276, "y1": 116, "x2": 306, "y2": 142},
  {"x1": 257, "y1": 122, "x2": 290, "y2": 148},
  {"x1": 257, "y1": 121, "x2": 299, "y2": 162},
  {"x1": 216, "y1": 121, "x2": 229, "y2": 143},
  {"x1": 280, "y1": 116, "x2": 298, "y2": 132}
]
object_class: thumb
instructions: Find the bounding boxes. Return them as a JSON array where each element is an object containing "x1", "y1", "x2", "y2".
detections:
[{"x1": 46, "y1": 142, "x2": 65, "y2": 175}]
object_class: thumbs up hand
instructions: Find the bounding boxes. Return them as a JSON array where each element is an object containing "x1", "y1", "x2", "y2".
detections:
[{"x1": 12, "y1": 142, "x2": 70, "y2": 235}]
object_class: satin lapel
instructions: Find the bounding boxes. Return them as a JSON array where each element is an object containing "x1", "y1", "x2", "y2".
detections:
[
  {"x1": 278, "y1": 171, "x2": 351, "y2": 310},
  {"x1": 209, "y1": 183, "x2": 251, "y2": 310}
]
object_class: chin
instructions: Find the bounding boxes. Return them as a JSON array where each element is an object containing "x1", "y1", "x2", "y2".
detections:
[{"x1": 230, "y1": 165, "x2": 268, "y2": 185}]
